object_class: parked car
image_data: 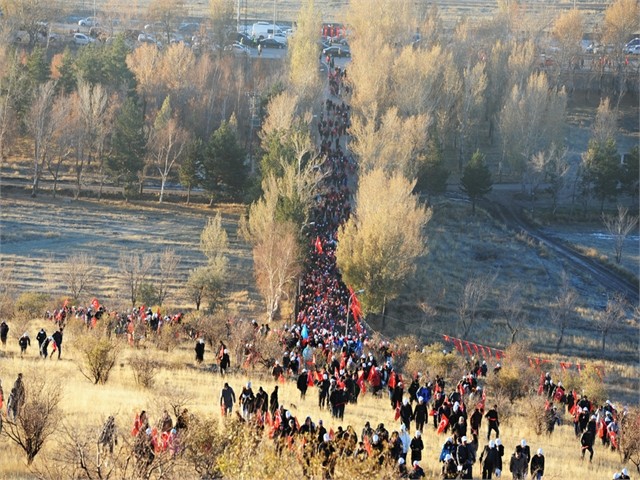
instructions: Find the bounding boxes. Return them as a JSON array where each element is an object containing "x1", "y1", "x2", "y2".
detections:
[
  {"x1": 78, "y1": 17, "x2": 98, "y2": 27},
  {"x1": 237, "y1": 32, "x2": 257, "y2": 47},
  {"x1": 73, "y1": 33, "x2": 95, "y2": 45},
  {"x1": 624, "y1": 38, "x2": 640, "y2": 53},
  {"x1": 322, "y1": 45, "x2": 351, "y2": 58},
  {"x1": 270, "y1": 33, "x2": 288, "y2": 46},
  {"x1": 224, "y1": 42, "x2": 251, "y2": 56},
  {"x1": 627, "y1": 45, "x2": 640, "y2": 55},
  {"x1": 258, "y1": 37, "x2": 285, "y2": 49}
]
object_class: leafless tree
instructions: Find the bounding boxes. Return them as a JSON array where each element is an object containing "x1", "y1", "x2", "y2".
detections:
[
  {"x1": 60, "y1": 253, "x2": 94, "y2": 302},
  {"x1": 26, "y1": 81, "x2": 57, "y2": 197},
  {"x1": 156, "y1": 248, "x2": 179, "y2": 306},
  {"x1": 2, "y1": 373, "x2": 62, "y2": 465},
  {"x1": 458, "y1": 274, "x2": 493, "y2": 337},
  {"x1": 118, "y1": 252, "x2": 156, "y2": 307},
  {"x1": 594, "y1": 293, "x2": 628, "y2": 352},
  {"x1": 603, "y1": 206, "x2": 638, "y2": 265},
  {"x1": 499, "y1": 284, "x2": 525, "y2": 344},
  {"x1": 551, "y1": 271, "x2": 577, "y2": 353},
  {"x1": 47, "y1": 93, "x2": 74, "y2": 198}
]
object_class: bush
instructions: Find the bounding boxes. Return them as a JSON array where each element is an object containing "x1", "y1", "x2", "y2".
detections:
[
  {"x1": 579, "y1": 364, "x2": 607, "y2": 405},
  {"x1": 14, "y1": 292, "x2": 51, "y2": 319},
  {"x1": 1, "y1": 373, "x2": 62, "y2": 465},
  {"x1": 77, "y1": 332, "x2": 120, "y2": 384},
  {"x1": 130, "y1": 354, "x2": 159, "y2": 388},
  {"x1": 154, "y1": 322, "x2": 182, "y2": 352},
  {"x1": 403, "y1": 343, "x2": 466, "y2": 380},
  {"x1": 485, "y1": 343, "x2": 537, "y2": 403}
]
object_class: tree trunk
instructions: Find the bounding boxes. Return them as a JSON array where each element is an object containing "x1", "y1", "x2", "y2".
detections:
[
  {"x1": 555, "y1": 329, "x2": 564, "y2": 353},
  {"x1": 159, "y1": 176, "x2": 166, "y2": 203},
  {"x1": 601, "y1": 331, "x2": 606, "y2": 352},
  {"x1": 186, "y1": 186, "x2": 191, "y2": 204}
]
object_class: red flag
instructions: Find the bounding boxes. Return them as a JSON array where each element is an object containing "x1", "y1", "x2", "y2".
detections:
[
  {"x1": 315, "y1": 236, "x2": 323, "y2": 254},
  {"x1": 437, "y1": 415, "x2": 449, "y2": 434},
  {"x1": 472, "y1": 343, "x2": 479, "y2": 355},
  {"x1": 537, "y1": 373, "x2": 544, "y2": 396},
  {"x1": 348, "y1": 287, "x2": 363, "y2": 333},
  {"x1": 560, "y1": 362, "x2": 566, "y2": 372},
  {"x1": 363, "y1": 436, "x2": 372, "y2": 456},
  {"x1": 443, "y1": 334, "x2": 450, "y2": 343},
  {"x1": 453, "y1": 339, "x2": 463, "y2": 355},
  {"x1": 278, "y1": 373, "x2": 286, "y2": 384},
  {"x1": 389, "y1": 372, "x2": 397, "y2": 390},
  {"x1": 610, "y1": 431, "x2": 618, "y2": 449},
  {"x1": 329, "y1": 428, "x2": 335, "y2": 440},
  {"x1": 91, "y1": 298, "x2": 100, "y2": 311},
  {"x1": 486, "y1": 346, "x2": 492, "y2": 358},
  {"x1": 265, "y1": 411, "x2": 273, "y2": 427},
  {"x1": 62, "y1": 298, "x2": 69, "y2": 309},
  {"x1": 464, "y1": 341, "x2": 472, "y2": 356},
  {"x1": 307, "y1": 371, "x2": 315, "y2": 387},
  {"x1": 394, "y1": 402, "x2": 401, "y2": 421},
  {"x1": 496, "y1": 350, "x2": 503, "y2": 360},
  {"x1": 357, "y1": 371, "x2": 367, "y2": 395}
]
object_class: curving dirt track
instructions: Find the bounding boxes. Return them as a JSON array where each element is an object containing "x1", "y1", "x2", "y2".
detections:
[{"x1": 484, "y1": 197, "x2": 639, "y2": 308}]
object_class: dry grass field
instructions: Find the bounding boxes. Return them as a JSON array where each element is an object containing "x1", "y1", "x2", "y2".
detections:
[{"x1": 0, "y1": 329, "x2": 633, "y2": 480}]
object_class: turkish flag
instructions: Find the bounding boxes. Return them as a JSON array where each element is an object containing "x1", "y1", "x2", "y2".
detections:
[
  {"x1": 315, "y1": 236, "x2": 323, "y2": 254},
  {"x1": 437, "y1": 415, "x2": 449, "y2": 434}
]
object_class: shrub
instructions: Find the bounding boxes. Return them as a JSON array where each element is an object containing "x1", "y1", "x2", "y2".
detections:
[
  {"x1": 579, "y1": 364, "x2": 607, "y2": 405},
  {"x1": 77, "y1": 332, "x2": 121, "y2": 384},
  {"x1": 403, "y1": 343, "x2": 466, "y2": 380},
  {"x1": 1, "y1": 373, "x2": 62, "y2": 465},
  {"x1": 14, "y1": 292, "x2": 51, "y2": 319},
  {"x1": 485, "y1": 343, "x2": 538, "y2": 403},
  {"x1": 154, "y1": 322, "x2": 182, "y2": 352},
  {"x1": 130, "y1": 354, "x2": 159, "y2": 388}
]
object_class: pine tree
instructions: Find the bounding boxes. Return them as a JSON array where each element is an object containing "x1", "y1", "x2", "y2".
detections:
[
  {"x1": 179, "y1": 138, "x2": 203, "y2": 204},
  {"x1": 582, "y1": 139, "x2": 621, "y2": 213},
  {"x1": 56, "y1": 48, "x2": 77, "y2": 95},
  {"x1": 107, "y1": 98, "x2": 146, "y2": 200},
  {"x1": 460, "y1": 150, "x2": 493, "y2": 214},
  {"x1": 203, "y1": 121, "x2": 247, "y2": 201}
]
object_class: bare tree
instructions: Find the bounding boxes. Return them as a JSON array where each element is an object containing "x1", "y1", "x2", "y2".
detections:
[
  {"x1": 26, "y1": 80, "x2": 57, "y2": 197},
  {"x1": 147, "y1": 0, "x2": 187, "y2": 46},
  {"x1": 458, "y1": 274, "x2": 493, "y2": 337},
  {"x1": 551, "y1": 271, "x2": 577, "y2": 353},
  {"x1": 499, "y1": 284, "x2": 525, "y2": 344},
  {"x1": 253, "y1": 222, "x2": 301, "y2": 321},
  {"x1": 118, "y1": 252, "x2": 156, "y2": 307},
  {"x1": 594, "y1": 294, "x2": 627, "y2": 352},
  {"x1": 147, "y1": 97, "x2": 189, "y2": 203},
  {"x1": 156, "y1": 248, "x2": 179, "y2": 306},
  {"x1": 2, "y1": 373, "x2": 62, "y2": 465},
  {"x1": 59, "y1": 253, "x2": 94, "y2": 302},
  {"x1": 46, "y1": 94, "x2": 74, "y2": 198},
  {"x1": 74, "y1": 81, "x2": 109, "y2": 199},
  {"x1": 603, "y1": 206, "x2": 639, "y2": 265}
]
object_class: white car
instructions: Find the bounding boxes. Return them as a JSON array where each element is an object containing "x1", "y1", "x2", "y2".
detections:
[
  {"x1": 627, "y1": 45, "x2": 640, "y2": 55},
  {"x1": 73, "y1": 33, "x2": 94, "y2": 45},
  {"x1": 78, "y1": 17, "x2": 98, "y2": 27}
]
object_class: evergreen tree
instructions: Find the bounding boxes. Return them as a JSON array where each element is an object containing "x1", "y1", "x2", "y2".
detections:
[
  {"x1": 582, "y1": 139, "x2": 621, "y2": 213},
  {"x1": 179, "y1": 138, "x2": 203, "y2": 204},
  {"x1": 460, "y1": 150, "x2": 493, "y2": 214},
  {"x1": 56, "y1": 48, "x2": 77, "y2": 95},
  {"x1": 203, "y1": 120, "x2": 247, "y2": 201},
  {"x1": 415, "y1": 138, "x2": 450, "y2": 202},
  {"x1": 107, "y1": 98, "x2": 146, "y2": 200},
  {"x1": 621, "y1": 145, "x2": 639, "y2": 204},
  {"x1": 27, "y1": 47, "x2": 50, "y2": 86}
]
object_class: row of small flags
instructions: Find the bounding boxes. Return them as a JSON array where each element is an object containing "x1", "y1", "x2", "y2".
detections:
[{"x1": 442, "y1": 335, "x2": 605, "y2": 378}]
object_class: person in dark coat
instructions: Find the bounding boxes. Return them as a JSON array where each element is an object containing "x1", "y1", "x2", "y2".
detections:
[
  {"x1": 255, "y1": 386, "x2": 268, "y2": 414},
  {"x1": 480, "y1": 440, "x2": 498, "y2": 479},
  {"x1": 18, "y1": 332, "x2": 30, "y2": 357},
  {"x1": 0, "y1": 320, "x2": 9, "y2": 346},
  {"x1": 7, "y1": 373, "x2": 26, "y2": 420},
  {"x1": 414, "y1": 396, "x2": 428, "y2": 432},
  {"x1": 51, "y1": 328, "x2": 63, "y2": 359},
  {"x1": 195, "y1": 338, "x2": 205, "y2": 363},
  {"x1": 495, "y1": 438, "x2": 504, "y2": 475},
  {"x1": 219, "y1": 348, "x2": 230, "y2": 376},
  {"x1": 530, "y1": 448, "x2": 545, "y2": 480},
  {"x1": 510, "y1": 445, "x2": 527, "y2": 480},
  {"x1": 410, "y1": 430, "x2": 424, "y2": 464},
  {"x1": 442, "y1": 453, "x2": 459, "y2": 479},
  {"x1": 269, "y1": 385, "x2": 279, "y2": 417},
  {"x1": 456, "y1": 436, "x2": 475, "y2": 479},
  {"x1": 36, "y1": 328, "x2": 47, "y2": 358},
  {"x1": 400, "y1": 398, "x2": 413, "y2": 431},
  {"x1": 581, "y1": 430, "x2": 594, "y2": 462},
  {"x1": 220, "y1": 382, "x2": 236, "y2": 416},
  {"x1": 485, "y1": 404, "x2": 500, "y2": 440},
  {"x1": 470, "y1": 406, "x2": 483, "y2": 444},
  {"x1": 297, "y1": 369, "x2": 309, "y2": 399}
]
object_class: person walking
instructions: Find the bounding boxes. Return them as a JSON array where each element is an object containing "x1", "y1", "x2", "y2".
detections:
[
  {"x1": 195, "y1": 338, "x2": 205, "y2": 363},
  {"x1": 480, "y1": 440, "x2": 498, "y2": 479},
  {"x1": 36, "y1": 328, "x2": 47, "y2": 358},
  {"x1": 0, "y1": 320, "x2": 9, "y2": 347},
  {"x1": 530, "y1": 448, "x2": 545, "y2": 480},
  {"x1": 486, "y1": 404, "x2": 500, "y2": 440},
  {"x1": 18, "y1": 332, "x2": 30, "y2": 357},
  {"x1": 509, "y1": 445, "x2": 527, "y2": 480},
  {"x1": 51, "y1": 328, "x2": 63, "y2": 360},
  {"x1": 219, "y1": 348, "x2": 230, "y2": 376},
  {"x1": 220, "y1": 382, "x2": 236, "y2": 416}
]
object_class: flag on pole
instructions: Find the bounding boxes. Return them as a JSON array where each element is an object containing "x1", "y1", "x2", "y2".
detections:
[{"x1": 315, "y1": 236, "x2": 323, "y2": 254}]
